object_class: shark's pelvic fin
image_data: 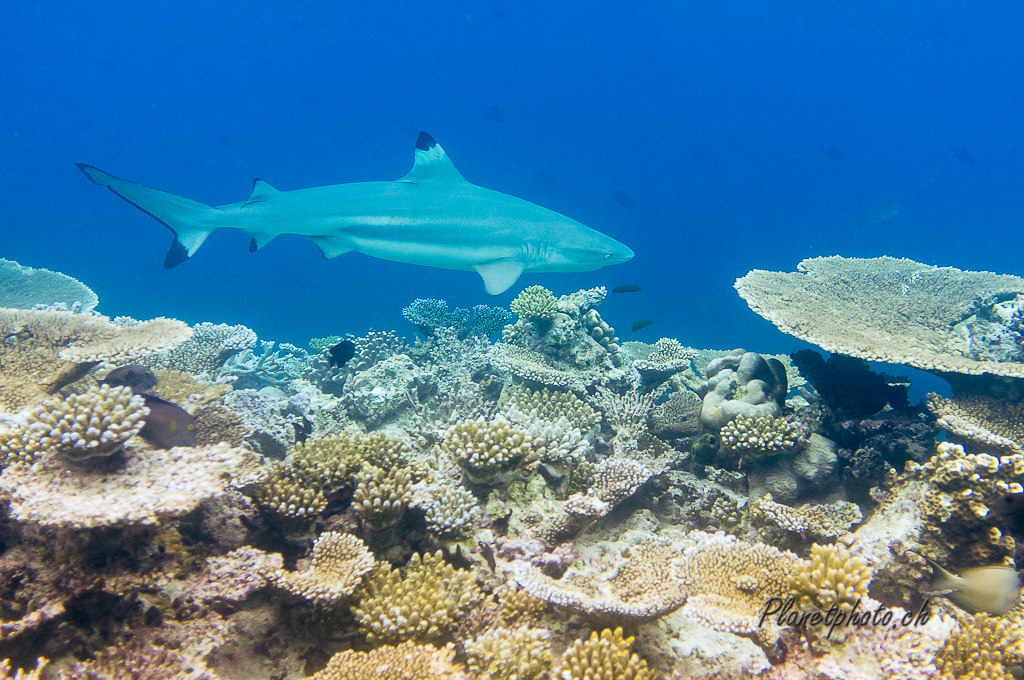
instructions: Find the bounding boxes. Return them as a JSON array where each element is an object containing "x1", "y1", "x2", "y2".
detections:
[
  {"x1": 310, "y1": 235, "x2": 356, "y2": 259},
  {"x1": 246, "y1": 178, "x2": 279, "y2": 204},
  {"x1": 75, "y1": 163, "x2": 217, "y2": 268},
  {"x1": 474, "y1": 259, "x2": 526, "y2": 295},
  {"x1": 399, "y1": 132, "x2": 467, "y2": 185}
]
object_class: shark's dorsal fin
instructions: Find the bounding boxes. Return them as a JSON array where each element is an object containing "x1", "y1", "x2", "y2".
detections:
[
  {"x1": 247, "y1": 178, "x2": 279, "y2": 204},
  {"x1": 474, "y1": 258, "x2": 526, "y2": 295},
  {"x1": 400, "y1": 132, "x2": 466, "y2": 185}
]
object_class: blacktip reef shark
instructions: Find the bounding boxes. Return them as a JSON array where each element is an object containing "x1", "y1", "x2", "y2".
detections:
[{"x1": 76, "y1": 132, "x2": 633, "y2": 294}]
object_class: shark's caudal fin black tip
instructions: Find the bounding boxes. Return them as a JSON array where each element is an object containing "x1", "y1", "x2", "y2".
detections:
[
  {"x1": 163, "y1": 240, "x2": 190, "y2": 269},
  {"x1": 249, "y1": 238, "x2": 258, "y2": 253},
  {"x1": 415, "y1": 132, "x2": 437, "y2": 151}
]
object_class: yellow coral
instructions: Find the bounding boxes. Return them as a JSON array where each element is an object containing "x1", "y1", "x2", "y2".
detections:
[
  {"x1": 442, "y1": 417, "x2": 532, "y2": 484},
  {"x1": 0, "y1": 659, "x2": 46, "y2": 680},
  {"x1": 248, "y1": 463, "x2": 327, "y2": 521},
  {"x1": 499, "y1": 386, "x2": 600, "y2": 432},
  {"x1": 498, "y1": 585, "x2": 547, "y2": 624},
  {"x1": 352, "y1": 464, "x2": 412, "y2": 530},
  {"x1": 934, "y1": 613, "x2": 1024, "y2": 680},
  {"x1": 310, "y1": 641, "x2": 465, "y2": 680},
  {"x1": 752, "y1": 493, "x2": 863, "y2": 540},
  {"x1": 559, "y1": 628, "x2": 650, "y2": 680},
  {"x1": 289, "y1": 431, "x2": 411, "y2": 491},
  {"x1": 353, "y1": 551, "x2": 480, "y2": 643},
  {"x1": 719, "y1": 414, "x2": 799, "y2": 456},
  {"x1": 510, "y1": 285, "x2": 558, "y2": 321},
  {"x1": 788, "y1": 543, "x2": 873, "y2": 613},
  {"x1": 465, "y1": 626, "x2": 552, "y2": 680},
  {"x1": 270, "y1": 532, "x2": 375, "y2": 605}
]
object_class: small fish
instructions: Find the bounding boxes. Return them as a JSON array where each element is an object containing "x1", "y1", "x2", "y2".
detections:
[
  {"x1": 916, "y1": 553, "x2": 1021, "y2": 615},
  {"x1": 630, "y1": 319, "x2": 653, "y2": 332},
  {"x1": 102, "y1": 364, "x2": 158, "y2": 394},
  {"x1": 612, "y1": 284, "x2": 642, "y2": 294},
  {"x1": 989, "y1": 492, "x2": 1024, "y2": 536},
  {"x1": 955, "y1": 147, "x2": 975, "y2": 165},
  {"x1": 613, "y1": 191, "x2": 636, "y2": 208},
  {"x1": 328, "y1": 340, "x2": 356, "y2": 368},
  {"x1": 139, "y1": 394, "x2": 197, "y2": 449}
]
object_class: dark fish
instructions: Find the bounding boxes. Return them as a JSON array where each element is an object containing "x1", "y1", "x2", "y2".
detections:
[
  {"x1": 612, "y1": 284, "x2": 642, "y2": 294},
  {"x1": 139, "y1": 394, "x2": 197, "y2": 449},
  {"x1": 484, "y1": 105, "x2": 506, "y2": 123},
  {"x1": 630, "y1": 319, "x2": 653, "y2": 332},
  {"x1": 613, "y1": 191, "x2": 636, "y2": 208},
  {"x1": 328, "y1": 339, "x2": 356, "y2": 368},
  {"x1": 955, "y1": 148, "x2": 975, "y2": 164},
  {"x1": 824, "y1": 145, "x2": 845, "y2": 161},
  {"x1": 990, "y1": 492, "x2": 1024, "y2": 536},
  {"x1": 102, "y1": 364, "x2": 158, "y2": 394}
]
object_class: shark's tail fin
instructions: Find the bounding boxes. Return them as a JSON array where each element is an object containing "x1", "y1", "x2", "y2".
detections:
[{"x1": 76, "y1": 163, "x2": 218, "y2": 268}]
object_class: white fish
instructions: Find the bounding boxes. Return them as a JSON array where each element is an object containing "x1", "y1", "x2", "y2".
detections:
[
  {"x1": 920, "y1": 555, "x2": 1021, "y2": 615},
  {"x1": 77, "y1": 133, "x2": 633, "y2": 295}
]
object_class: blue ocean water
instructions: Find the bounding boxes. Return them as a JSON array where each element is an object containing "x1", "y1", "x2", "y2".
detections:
[{"x1": 3, "y1": 1, "x2": 1023, "y2": 384}]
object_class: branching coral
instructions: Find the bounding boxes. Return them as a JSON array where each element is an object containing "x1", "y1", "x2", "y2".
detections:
[
  {"x1": 14, "y1": 384, "x2": 149, "y2": 461},
  {"x1": 442, "y1": 416, "x2": 533, "y2": 484},
  {"x1": 246, "y1": 463, "x2": 327, "y2": 522},
  {"x1": 425, "y1": 484, "x2": 482, "y2": 539},
  {"x1": 288, "y1": 431, "x2": 412, "y2": 492},
  {"x1": 465, "y1": 626, "x2": 552, "y2": 680},
  {"x1": 403, "y1": 298, "x2": 470, "y2": 336},
  {"x1": 140, "y1": 321, "x2": 256, "y2": 376},
  {"x1": 54, "y1": 643, "x2": 218, "y2": 680},
  {"x1": 752, "y1": 494, "x2": 864, "y2": 541},
  {"x1": 788, "y1": 543, "x2": 873, "y2": 613},
  {"x1": 310, "y1": 642, "x2": 466, "y2": 680},
  {"x1": 0, "y1": 659, "x2": 46, "y2": 680},
  {"x1": 719, "y1": 414, "x2": 800, "y2": 457},
  {"x1": 510, "y1": 285, "x2": 558, "y2": 321},
  {"x1": 352, "y1": 464, "x2": 413, "y2": 530},
  {"x1": 560, "y1": 628, "x2": 651, "y2": 680},
  {"x1": 934, "y1": 613, "x2": 1024, "y2": 680},
  {"x1": 633, "y1": 337, "x2": 698, "y2": 390},
  {"x1": 269, "y1": 532, "x2": 375, "y2": 605},
  {"x1": 500, "y1": 385, "x2": 600, "y2": 432},
  {"x1": 353, "y1": 551, "x2": 480, "y2": 643}
]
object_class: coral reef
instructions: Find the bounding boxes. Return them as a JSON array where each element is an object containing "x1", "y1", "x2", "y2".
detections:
[
  {"x1": 752, "y1": 494, "x2": 864, "y2": 542},
  {"x1": 269, "y1": 532, "x2": 375, "y2": 605},
  {"x1": 934, "y1": 613, "x2": 1024, "y2": 680},
  {"x1": 560, "y1": 627, "x2": 651, "y2": 680},
  {"x1": 719, "y1": 413, "x2": 800, "y2": 458},
  {"x1": 0, "y1": 258, "x2": 98, "y2": 311},
  {"x1": 442, "y1": 416, "x2": 532, "y2": 484},
  {"x1": 510, "y1": 285, "x2": 559, "y2": 321},
  {"x1": 425, "y1": 484, "x2": 482, "y2": 539},
  {"x1": 140, "y1": 321, "x2": 256, "y2": 377},
  {"x1": 310, "y1": 642, "x2": 465, "y2": 680},
  {"x1": 699, "y1": 350, "x2": 787, "y2": 431},
  {"x1": 788, "y1": 542, "x2": 873, "y2": 613},
  {"x1": 464, "y1": 625, "x2": 552, "y2": 680}
]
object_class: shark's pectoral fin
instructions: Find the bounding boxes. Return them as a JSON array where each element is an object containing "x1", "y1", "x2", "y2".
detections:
[
  {"x1": 310, "y1": 235, "x2": 356, "y2": 259},
  {"x1": 474, "y1": 259, "x2": 526, "y2": 295}
]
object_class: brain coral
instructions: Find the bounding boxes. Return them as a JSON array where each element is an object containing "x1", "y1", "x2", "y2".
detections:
[{"x1": 736, "y1": 256, "x2": 1024, "y2": 377}]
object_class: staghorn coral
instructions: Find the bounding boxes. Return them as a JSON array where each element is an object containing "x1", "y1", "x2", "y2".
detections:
[
  {"x1": 735, "y1": 255, "x2": 1024, "y2": 377},
  {"x1": 719, "y1": 414, "x2": 800, "y2": 458},
  {"x1": 16, "y1": 384, "x2": 148, "y2": 461},
  {"x1": 672, "y1": 531, "x2": 800, "y2": 636},
  {"x1": 927, "y1": 391, "x2": 1024, "y2": 455},
  {"x1": 934, "y1": 613, "x2": 1024, "y2": 680},
  {"x1": 500, "y1": 385, "x2": 600, "y2": 432},
  {"x1": 917, "y1": 441, "x2": 1023, "y2": 564},
  {"x1": 54, "y1": 643, "x2": 218, "y2": 680},
  {"x1": 510, "y1": 285, "x2": 559, "y2": 321},
  {"x1": 247, "y1": 463, "x2": 327, "y2": 522},
  {"x1": 353, "y1": 550, "x2": 480, "y2": 643},
  {"x1": 442, "y1": 416, "x2": 533, "y2": 484},
  {"x1": 0, "y1": 308, "x2": 191, "y2": 412},
  {"x1": 788, "y1": 543, "x2": 873, "y2": 613},
  {"x1": 465, "y1": 625, "x2": 552, "y2": 680},
  {"x1": 1, "y1": 258, "x2": 97, "y2": 311},
  {"x1": 752, "y1": 494, "x2": 864, "y2": 541},
  {"x1": 352, "y1": 464, "x2": 413, "y2": 530},
  {"x1": 269, "y1": 532, "x2": 375, "y2": 605},
  {"x1": 403, "y1": 298, "x2": 470, "y2": 336},
  {"x1": 140, "y1": 321, "x2": 256, "y2": 376},
  {"x1": 0, "y1": 443, "x2": 245, "y2": 528},
  {"x1": 310, "y1": 642, "x2": 466, "y2": 680},
  {"x1": 425, "y1": 484, "x2": 482, "y2": 539},
  {"x1": 467, "y1": 304, "x2": 514, "y2": 338},
  {"x1": 559, "y1": 627, "x2": 651, "y2": 680}
]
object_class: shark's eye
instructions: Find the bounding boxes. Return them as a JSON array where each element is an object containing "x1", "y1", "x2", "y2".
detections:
[{"x1": 604, "y1": 253, "x2": 612, "y2": 260}]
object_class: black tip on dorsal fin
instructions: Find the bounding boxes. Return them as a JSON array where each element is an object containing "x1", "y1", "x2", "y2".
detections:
[
  {"x1": 415, "y1": 131, "x2": 437, "y2": 151},
  {"x1": 249, "y1": 238, "x2": 258, "y2": 253}
]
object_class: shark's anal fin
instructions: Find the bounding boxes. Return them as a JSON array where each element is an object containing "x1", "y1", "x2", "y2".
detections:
[
  {"x1": 310, "y1": 235, "x2": 356, "y2": 259},
  {"x1": 399, "y1": 132, "x2": 467, "y2": 185},
  {"x1": 474, "y1": 259, "x2": 526, "y2": 295}
]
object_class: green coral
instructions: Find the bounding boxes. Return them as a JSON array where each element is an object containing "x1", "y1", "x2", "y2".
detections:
[
  {"x1": 353, "y1": 551, "x2": 480, "y2": 643},
  {"x1": 510, "y1": 285, "x2": 558, "y2": 321}
]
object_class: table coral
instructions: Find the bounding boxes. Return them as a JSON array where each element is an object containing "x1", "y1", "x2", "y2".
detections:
[
  {"x1": 927, "y1": 391, "x2": 1024, "y2": 455},
  {"x1": 0, "y1": 443, "x2": 245, "y2": 528},
  {"x1": 353, "y1": 551, "x2": 480, "y2": 643},
  {"x1": 489, "y1": 344, "x2": 588, "y2": 392},
  {"x1": 560, "y1": 627, "x2": 651, "y2": 680},
  {"x1": 140, "y1": 321, "x2": 256, "y2": 377},
  {"x1": 310, "y1": 641, "x2": 466, "y2": 680},
  {"x1": 736, "y1": 255, "x2": 1024, "y2": 377},
  {"x1": 269, "y1": 532, "x2": 375, "y2": 605},
  {"x1": 0, "y1": 258, "x2": 97, "y2": 311}
]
